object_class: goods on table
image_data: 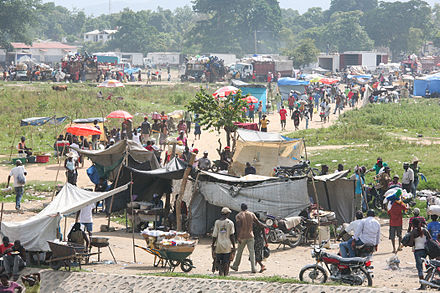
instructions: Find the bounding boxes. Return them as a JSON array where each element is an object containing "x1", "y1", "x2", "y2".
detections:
[{"x1": 141, "y1": 229, "x2": 190, "y2": 249}]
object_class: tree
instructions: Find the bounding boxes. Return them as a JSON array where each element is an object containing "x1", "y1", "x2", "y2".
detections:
[
  {"x1": 0, "y1": 0, "x2": 39, "y2": 49},
  {"x1": 407, "y1": 28, "x2": 424, "y2": 54},
  {"x1": 323, "y1": 11, "x2": 374, "y2": 52},
  {"x1": 283, "y1": 38, "x2": 319, "y2": 69},
  {"x1": 186, "y1": 89, "x2": 248, "y2": 147},
  {"x1": 329, "y1": 0, "x2": 377, "y2": 15}
]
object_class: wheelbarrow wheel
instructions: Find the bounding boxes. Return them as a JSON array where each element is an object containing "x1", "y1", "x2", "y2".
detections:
[
  {"x1": 50, "y1": 260, "x2": 62, "y2": 270},
  {"x1": 169, "y1": 260, "x2": 180, "y2": 267},
  {"x1": 180, "y1": 259, "x2": 193, "y2": 272}
]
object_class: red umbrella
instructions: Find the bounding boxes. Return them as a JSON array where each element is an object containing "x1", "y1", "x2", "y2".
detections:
[
  {"x1": 66, "y1": 124, "x2": 102, "y2": 136},
  {"x1": 242, "y1": 96, "x2": 259, "y2": 103},
  {"x1": 212, "y1": 86, "x2": 239, "y2": 98},
  {"x1": 106, "y1": 110, "x2": 133, "y2": 120}
]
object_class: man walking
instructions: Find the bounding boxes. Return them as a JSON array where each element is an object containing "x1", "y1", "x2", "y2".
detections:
[
  {"x1": 279, "y1": 106, "x2": 287, "y2": 131},
  {"x1": 141, "y1": 117, "x2": 151, "y2": 144},
  {"x1": 388, "y1": 200, "x2": 407, "y2": 253},
  {"x1": 231, "y1": 203, "x2": 263, "y2": 273},
  {"x1": 6, "y1": 160, "x2": 27, "y2": 211},
  {"x1": 212, "y1": 207, "x2": 235, "y2": 276}
]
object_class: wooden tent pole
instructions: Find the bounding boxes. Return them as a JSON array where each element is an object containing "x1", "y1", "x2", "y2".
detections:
[
  {"x1": 51, "y1": 142, "x2": 67, "y2": 201},
  {"x1": 310, "y1": 171, "x2": 320, "y2": 246},
  {"x1": 0, "y1": 203, "x2": 4, "y2": 225},
  {"x1": 63, "y1": 216, "x2": 68, "y2": 241},
  {"x1": 177, "y1": 153, "x2": 196, "y2": 231},
  {"x1": 8, "y1": 127, "x2": 18, "y2": 161},
  {"x1": 130, "y1": 172, "x2": 136, "y2": 263}
]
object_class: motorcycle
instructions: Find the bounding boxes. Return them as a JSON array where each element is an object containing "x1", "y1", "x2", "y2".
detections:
[
  {"x1": 420, "y1": 258, "x2": 440, "y2": 289},
  {"x1": 273, "y1": 160, "x2": 318, "y2": 178},
  {"x1": 299, "y1": 241, "x2": 373, "y2": 286},
  {"x1": 364, "y1": 184, "x2": 384, "y2": 210},
  {"x1": 264, "y1": 215, "x2": 318, "y2": 248}
]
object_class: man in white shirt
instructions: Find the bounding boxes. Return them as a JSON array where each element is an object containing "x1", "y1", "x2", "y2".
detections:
[
  {"x1": 77, "y1": 203, "x2": 95, "y2": 237},
  {"x1": 6, "y1": 160, "x2": 27, "y2": 211},
  {"x1": 339, "y1": 211, "x2": 363, "y2": 257},
  {"x1": 354, "y1": 209, "x2": 381, "y2": 249},
  {"x1": 401, "y1": 162, "x2": 414, "y2": 194},
  {"x1": 212, "y1": 207, "x2": 235, "y2": 276}
]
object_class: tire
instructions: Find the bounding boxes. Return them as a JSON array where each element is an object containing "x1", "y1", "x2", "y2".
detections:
[
  {"x1": 299, "y1": 265, "x2": 327, "y2": 284},
  {"x1": 373, "y1": 196, "x2": 382, "y2": 210},
  {"x1": 287, "y1": 228, "x2": 303, "y2": 248},
  {"x1": 210, "y1": 165, "x2": 219, "y2": 173},
  {"x1": 353, "y1": 267, "x2": 373, "y2": 287},
  {"x1": 180, "y1": 259, "x2": 193, "y2": 272},
  {"x1": 268, "y1": 230, "x2": 277, "y2": 243}
]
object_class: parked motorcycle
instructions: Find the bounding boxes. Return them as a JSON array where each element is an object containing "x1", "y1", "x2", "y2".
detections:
[
  {"x1": 273, "y1": 160, "x2": 318, "y2": 178},
  {"x1": 420, "y1": 258, "x2": 440, "y2": 289},
  {"x1": 299, "y1": 241, "x2": 373, "y2": 286},
  {"x1": 265, "y1": 215, "x2": 318, "y2": 248}
]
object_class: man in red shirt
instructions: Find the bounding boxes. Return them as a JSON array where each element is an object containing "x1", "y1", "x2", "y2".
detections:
[
  {"x1": 248, "y1": 103, "x2": 255, "y2": 123},
  {"x1": 0, "y1": 237, "x2": 13, "y2": 256},
  {"x1": 279, "y1": 106, "x2": 287, "y2": 131},
  {"x1": 388, "y1": 201, "x2": 407, "y2": 253},
  {"x1": 288, "y1": 95, "x2": 295, "y2": 115}
]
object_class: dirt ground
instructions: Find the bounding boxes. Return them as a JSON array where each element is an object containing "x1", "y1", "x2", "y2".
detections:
[{"x1": 0, "y1": 99, "x2": 421, "y2": 290}]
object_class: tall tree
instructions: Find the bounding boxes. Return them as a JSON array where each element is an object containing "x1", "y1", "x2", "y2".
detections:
[
  {"x1": 283, "y1": 38, "x2": 319, "y2": 69},
  {"x1": 329, "y1": 0, "x2": 378, "y2": 15},
  {"x1": 0, "y1": 0, "x2": 39, "y2": 49}
]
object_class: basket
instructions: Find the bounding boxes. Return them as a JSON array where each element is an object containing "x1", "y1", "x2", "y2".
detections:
[
  {"x1": 36, "y1": 155, "x2": 50, "y2": 163},
  {"x1": 12, "y1": 158, "x2": 26, "y2": 165}
]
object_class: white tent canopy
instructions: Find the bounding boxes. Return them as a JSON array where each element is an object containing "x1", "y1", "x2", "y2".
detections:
[{"x1": 1, "y1": 183, "x2": 129, "y2": 251}]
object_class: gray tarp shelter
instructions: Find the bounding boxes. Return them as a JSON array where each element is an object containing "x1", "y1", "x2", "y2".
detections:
[
  {"x1": 190, "y1": 171, "x2": 310, "y2": 235},
  {"x1": 307, "y1": 171, "x2": 358, "y2": 224},
  {"x1": 71, "y1": 140, "x2": 160, "y2": 181},
  {"x1": 1, "y1": 183, "x2": 129, "y2": 251}
]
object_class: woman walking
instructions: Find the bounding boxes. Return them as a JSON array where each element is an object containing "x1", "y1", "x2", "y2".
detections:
[
  {"x1": 253, "y1": 213, "x2": 268, "y2": 273},
  {"x1": 410, "y1": 217, "x2": 431, "y2": 290},
  {"x1": 159, "y1": 121, "x2": 168, "y2": 151}
]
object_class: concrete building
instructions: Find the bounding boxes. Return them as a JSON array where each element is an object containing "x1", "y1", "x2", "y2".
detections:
[
  {"x1": 6, "y1": 42, "x2": 77, "y2": 65},
  {"x1": 84, "y1": 30, "x2": 117, "y2": 43},
  {"x1": 318, "y1": 51, "x2": 388, "y2": 72}
]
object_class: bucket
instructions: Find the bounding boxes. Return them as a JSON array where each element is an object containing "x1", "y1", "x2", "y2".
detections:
[
  {"x1": 27, "y1": 156, "x2": 36, "y2": 163},
  {"x1": 36, "y1": 155, "x2": 50, "y2": 163},
  {"x1": 318, "y1": 226, "x2": 331, "y2": 248},
  {"x1": 11, "y1": 157, "x2": 26, "y2": 165}
]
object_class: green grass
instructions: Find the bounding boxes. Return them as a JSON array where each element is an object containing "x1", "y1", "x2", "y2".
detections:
[
  {"x1": 376, "y1": 199, "x2": 428, "y2": 219},
  {"x1": 0, "y1": 180, "x2": 61, "y2": 203},
  {"x1": 0, "y1": 82, "x2": 199, "y2": 154},
  {"x1": 142, "y1": 272, "x2": 306, "y2": 284},
  {"x1": 291, "y1": 98, "x2": 440, "y2": 146}
]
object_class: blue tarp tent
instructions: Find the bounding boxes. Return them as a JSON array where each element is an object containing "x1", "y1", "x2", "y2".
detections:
[
  {"x1": 414, "y1": 74, "x2": 440, "y2": 97},
  {"x1": 231, "y1": 81, "x2": 267, "y2": 113},
  {"x1": 277, "y1": 78, "x2": 309, "y2": 101}
]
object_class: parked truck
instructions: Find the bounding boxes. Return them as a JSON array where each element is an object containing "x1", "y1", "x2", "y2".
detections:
[
  {"x1": 180, "y1": 55, "x2": 226, "y2": 82},
  {"x1": 230, "y1": 56, "x2": 293, "y2": 82}
]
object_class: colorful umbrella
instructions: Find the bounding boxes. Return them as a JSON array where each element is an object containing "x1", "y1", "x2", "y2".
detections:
[
  {"x1": 242, "y1": 96, "x2": 259, "y2": 103},
  {"x1": 319, "y1": 78, "x2": 339, "y2": 85},
  {"x1": 97, "y1": 79, "x2": 125, "y2": 88},
  {"x1": 66, "y1": 124, "x2": 102, "y2": 136},
  {"x1": 212, "y1": 86, "x2": 239, "y2": 98},
  {"x1": 106, "y1": 110, "x2": 133, "y2": 120}
]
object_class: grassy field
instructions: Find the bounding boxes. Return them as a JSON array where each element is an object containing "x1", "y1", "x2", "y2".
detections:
[
  {"x1": 291, "y1": 98, "x2": 440, "y2": 190},
  {"x1": 0, "y1": 82, "x2": 199, "y2": 154},
  {"x1": 0, "y1": 180, "x2": 61, "y2": 203}
]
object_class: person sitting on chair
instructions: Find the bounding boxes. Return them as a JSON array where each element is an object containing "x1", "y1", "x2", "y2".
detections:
[
  {"x1": 68, "y1": 223, "x2": 90, "y2": 250},
  {"x1": 18, "y1": 136, "x2": 32, "y2": 157},
  {"x1": 3, "y1": 240, "x2": 26, "y2": 281}
]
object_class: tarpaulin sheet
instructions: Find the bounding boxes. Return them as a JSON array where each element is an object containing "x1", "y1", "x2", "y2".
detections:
[
  {"x1": 307, "y1": 174, "x2": 357, "y2": 224},
  {"x1": 414, "y1": 79, "x2": 440, "y2": 96},
  {"x1": 71, "y1": 140, "x2": 159, "y2": 181},
  {"x1": 199, "y1": 171, "x2": 278, "y2": 183},
  {"x1": 236, "y1": 128, "x2": 288, "y2": 142},
  {"x1": 109, "y1": 158, "x2": 187, "y2": 212},
  {"x1": 1, "y1": 183, "x2": 129, "y2": 251},
  {"x1": 277, "y1": 78, "x2": 309, "y2": 86},
  {"x1": 20, "y1": 116, "x2": 67, "y2": 126},
  {"x1": 73, "y1": 117, "x2": 106, "y2": 123},
  {"x1": 239, "y1": 86, "x2": 267, "y2": 113},
  {"x1": 190, "y1": 177, "x2": 310, "y2": 235}
]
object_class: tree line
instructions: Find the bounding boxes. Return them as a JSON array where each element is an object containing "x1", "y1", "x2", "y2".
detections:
[{"x1": 1, "y1": 0, "x2": 440, "y2": 66}]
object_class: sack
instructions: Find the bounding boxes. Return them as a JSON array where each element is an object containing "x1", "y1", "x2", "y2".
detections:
[
  {"x1": 263, "y1": 246, "x2": 270, "y2": 259},
  {"x1": 401, "y1": 232, "x2": 413, "y2": 247},
  {"x1": 425, "y1": 239, "x2": 440, "y2": 258},
  {"x1": 17, "y1": 173, "x2": 26, "y2": 185}
]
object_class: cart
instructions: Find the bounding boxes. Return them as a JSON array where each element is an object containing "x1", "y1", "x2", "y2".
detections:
[
  {"x1": 47, "y1": 241, "x2": 99, "y2": 271},
  {"x1": 135, "y1": 233, "x2": 195, "y2": 272},
  {"x1": 135, "y1": 244, "x2": 195, "y2": 272}
]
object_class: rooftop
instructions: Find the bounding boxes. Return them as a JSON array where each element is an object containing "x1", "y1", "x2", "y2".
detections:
[{"x1": 11, "y1": 42, "x2": 77, "y2": 50}]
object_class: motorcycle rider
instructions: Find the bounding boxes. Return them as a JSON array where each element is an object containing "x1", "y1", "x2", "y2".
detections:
[
  {"x1": 338, "y1": 211, "x2": 364, "y2": 257},
  {"x1": 353, "y1": 209, "x2": 381, "y2": 253},
  {"x1": 197, "y1": 151, "x2": 211, "y2": 171}
]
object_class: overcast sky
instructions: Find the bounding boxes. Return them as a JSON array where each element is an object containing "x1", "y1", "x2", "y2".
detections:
[{"x1": 44, "y1": 0, "x2": 437, "y2": 15}]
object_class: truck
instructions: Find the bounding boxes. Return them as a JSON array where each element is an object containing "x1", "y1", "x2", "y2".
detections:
[
  {"x1": 180, "y1": 55, "x2": 226, "y2": 83},
  {"x1": 230, "y1": 56, "x2": 293, "y2": 82},
  {"x1": 146, "y1": 52, "x2": 184, "y2": 67}
]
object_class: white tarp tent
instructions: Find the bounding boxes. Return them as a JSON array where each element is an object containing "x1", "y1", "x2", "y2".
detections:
[
  {"x1": 190, "y1": 172, "x2": 310, "y2": 235},
  {"x1": 231, "y1": 129, "x2": 304, "y2": 176},
  {"x1": 1, "y1": 183, "x2": 129, "y2": 251}
]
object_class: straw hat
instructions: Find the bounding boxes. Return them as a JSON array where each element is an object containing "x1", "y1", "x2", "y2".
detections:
[
  {"x1": 221, "y1": 207, "x2": 231, "y2": 214},
  {"x1": 412, "y1": 157, "x2": 420, "y2": 164},
  {"x1": 67, "y1": 152, "x2": 76, "y2": 158}
]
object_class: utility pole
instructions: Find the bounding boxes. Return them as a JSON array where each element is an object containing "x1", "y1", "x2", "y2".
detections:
[{"x1": 254, "y1": 30, "x2": 257, "y2": 54}]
